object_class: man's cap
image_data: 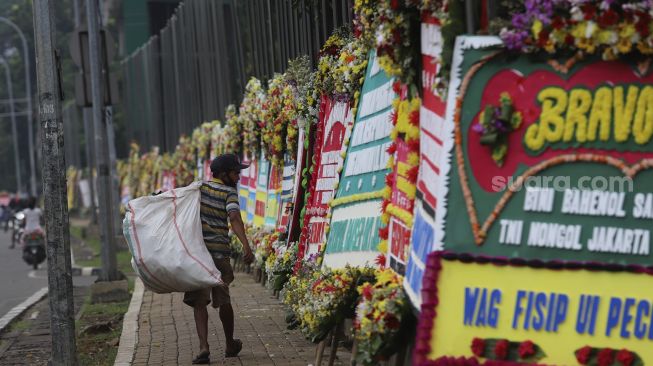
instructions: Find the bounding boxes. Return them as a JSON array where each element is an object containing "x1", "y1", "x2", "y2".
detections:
[{"x1": 210, "y1": 153, "x2": 250, "y2": 173}]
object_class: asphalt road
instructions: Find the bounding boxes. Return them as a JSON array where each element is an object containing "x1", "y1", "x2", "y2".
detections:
[{"x1": 0, "y1": 228, "x2": 96, "y2": 319}]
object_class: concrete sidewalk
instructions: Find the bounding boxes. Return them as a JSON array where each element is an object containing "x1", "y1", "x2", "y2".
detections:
[{"x1": 131, "y1": 272, "x2": 346, "y2": 366}]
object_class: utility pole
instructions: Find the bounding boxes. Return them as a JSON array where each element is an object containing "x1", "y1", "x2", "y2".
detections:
[
  {"x1": 0, "y1": 17, "x2": 37, "y2": 197},
  {"x1": 0, "y1": 57, "x2": 22, "y2": 193},
  {"x1": 32, "y1": 0, "x2": 78, "y2": 364},
  {"x1": 86, "y1": 0, "x2": 118, "y2": 280}
]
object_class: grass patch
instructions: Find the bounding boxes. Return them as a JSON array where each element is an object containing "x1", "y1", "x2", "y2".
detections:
[
  {"x1": 76, "y1": 297, "x2": 131, "y2": 366},
  {"x1": 9, "y1": 320, "x2": 29, "y2": 332}
]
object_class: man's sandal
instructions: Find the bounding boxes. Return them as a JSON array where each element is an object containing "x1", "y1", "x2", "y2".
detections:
[
  {"x1": 192, "y1": 351, "x2": 210, "y2": 364},
  {"x1": 225, "y1": 339, "x2": 242, "y2": 358}
]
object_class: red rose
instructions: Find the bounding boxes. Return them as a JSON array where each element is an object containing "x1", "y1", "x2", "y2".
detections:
[
  {"x1": 551, "y1": 17, "x2": 564, "y2": 30},
  {"x1": 518, "y1": 340, "x2": 536, "y2": 359},
  {"x1": 537, "y1": 30, "x2": 550, "y2": 47},
  {"x1": 616, "y1": 349, "x2": 634, "y2": 366},
  {"x1": 390, "y1": 0, "x2": 400, "y2": 10},
  {"x1": 576, "y1": 346, "x2": 592, "y2": 365},
  {"x1": 597, "y1": 348, "x2": 614, "y2": 366},
  {"x1": 598, "y1": 9, "x2": 619, "y2": 27},
  {"x1": 581, "y1": 4, "x2": 597, "y2": 20},
  {"x1": 385, "y1": 314, "x2": 401, "y2": 329},
  {"x1": 494, "y1": 339, "x2": 509, "y2": 360},
  {"x1": 470, "y1": 337, "x2": 485, "y2": 357}
]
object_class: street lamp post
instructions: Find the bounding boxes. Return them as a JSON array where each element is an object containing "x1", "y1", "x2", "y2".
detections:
[
  {"x1": 0, "y1": 16, "x2": 37, "y2": 197},
  {"x1": 0, "y1": 57, "x2": 23, "y2": 193}
]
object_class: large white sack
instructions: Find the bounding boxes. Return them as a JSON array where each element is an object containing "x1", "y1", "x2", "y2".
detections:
[{"x1": 123, "y1": 181, "x2": 222, "y2": 293}]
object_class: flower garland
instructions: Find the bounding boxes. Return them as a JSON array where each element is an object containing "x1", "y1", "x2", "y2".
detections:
[
  {"x1": 262, "y1": 74, "x2": 287, "y2": 167},
  {"x1": 254, "y1": 231, "x2": 279, "y2": 270},
  {"x1": 354, "y1": 269, "x2": 410, "y2": 366},
  {"x1": 285, "y1": 55, "x2": 319, "y2": 127},
  {"x1": 240, "y1": 78, "x2": 266, "y2": 159},
  {"x1": 378, "y1": 91, "x2": 421, "y2": 266},
  {"x1": 500, "y1": 0, "x2": 653, "y2": 60},
  {"x1": 575, "y1": 346, "x2": 642, "y2": 366},
  {"x1": 297, "y1": 105, "x2": 324, "y2": 264},
  {"x1": 210, "y1": 123, "x2": 228, "y2": 157},
  {"x1": 266, "y1": 241, "x2": 298, "y2": 291},
  {"x1": 316, "y1": 32, "x2": 348, "y2": 98},
  {"x1": 316, "y1": 31, "x2": 370, "y2": 102},
  {"x1": 224, "y1": 104, "x2": 243, "y2": 155},
  {"x1": 329, "y1": 189, "x2": 386, "y2": 208},
  {"x1": 172, "y1": 135, "x2": 196, "y2": 186},
  {"x1": 470, "y1": 338, "x2": 546, "y2": 363},
  {"x1": 353, "y1": 0, "x2": 422, "y2": 85},
  {"x1": 284, "y1": 266, "x2": 375, "y2": 343}
]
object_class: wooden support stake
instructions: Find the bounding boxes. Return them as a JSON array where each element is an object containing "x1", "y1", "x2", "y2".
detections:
[
  {"x1": 315, "y1": 330, "x2": 331, "y2": 366},
  {"x1": 328, "y1": 321, "x2": 343, "y2": 366},
  {"x1": 350, "y1": 337, "x2": 358, "y2": 366}
]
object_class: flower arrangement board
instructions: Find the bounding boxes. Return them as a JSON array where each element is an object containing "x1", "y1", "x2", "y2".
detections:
[
  {"x1": 278, "y1": 153, "x2": 297, "y2": 231},
  {"x1": 414, "y1": 252, "x2": 653, "y2": 365},
  {"x1": 440, "y1": 36, "x2": 653, "y2": 266},
  {"x1": 238, "y1": 156, "x2": 252, "y2": 220},
  {"x1": 254, "y1": 154, "x2": 270, "y2": 227},
  {"x1": 323, "y1": 51, "x2": 397, "y2": 268},
  {"x1": 404, "y1": 14, "x2": 449, "y2": 308},
  {"x1": 299, "y1": 96, "x2": 354, "y2": 257},
  {"x1": 244, "y1": 159, "x2": 258, "y2": 223},
  {"x1": 264, "y1": 165, "x2": 282, "y2": 228}
]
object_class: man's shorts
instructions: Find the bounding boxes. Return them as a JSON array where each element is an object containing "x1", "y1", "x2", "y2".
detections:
[{"x1": 183, "y1": 257, "x2": 235, "y2": 308}]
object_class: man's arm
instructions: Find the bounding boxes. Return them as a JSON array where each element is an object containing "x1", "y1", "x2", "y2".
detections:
[{"x1": 229, "y1": 210, "x2": 254, "y2": 264}]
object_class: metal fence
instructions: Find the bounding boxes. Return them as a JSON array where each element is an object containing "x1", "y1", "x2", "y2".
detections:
[{"x1": 121, "y1": 0, "x2": 354, "y2": 153}]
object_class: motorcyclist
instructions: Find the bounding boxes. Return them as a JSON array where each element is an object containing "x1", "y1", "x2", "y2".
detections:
[
  {"x1": 0, "y1": 204, "x2": 10, "y2": 233},
  {"x1": 21, "y1": 197, "x2": 44, "y2": 245}
]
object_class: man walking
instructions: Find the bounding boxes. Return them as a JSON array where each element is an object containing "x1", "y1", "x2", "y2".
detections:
[{"x1": 184, "y1": 153, "x2": 255, "y2": 364}]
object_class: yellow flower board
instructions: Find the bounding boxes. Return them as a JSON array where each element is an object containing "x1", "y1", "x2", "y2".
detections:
[{"x1": 417, "y1": 255, "x2": 653, "y2": 364}]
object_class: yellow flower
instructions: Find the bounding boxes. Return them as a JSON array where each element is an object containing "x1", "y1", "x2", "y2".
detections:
[
  {"x1": 377, "y1": 240, "x2": 388, "y2": 253},
  {"x1": 570, "y1": 23, "x2": 587, "y2": 39},
  {"x1": 617, "y1": 37, "x2": 632, "y2": 53},
  {"x1": 532, "y1": 20, "x2": 543, "y2": 39},
  {"x1": 619, "y1": 23, "x2": 636, "y2": 39}
]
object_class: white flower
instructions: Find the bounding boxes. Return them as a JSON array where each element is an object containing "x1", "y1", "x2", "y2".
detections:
[
  {"x1": 570, "y1": 6, "x2": 584, "y2": 22},
  {"x1": 585, "y1": 21, "x2": 597, "y2": 38}
]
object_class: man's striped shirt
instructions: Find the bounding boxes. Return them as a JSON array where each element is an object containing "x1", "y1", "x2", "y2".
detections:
[{"x1": 200, "y1": 178, "x2": 240, "y2": 257}]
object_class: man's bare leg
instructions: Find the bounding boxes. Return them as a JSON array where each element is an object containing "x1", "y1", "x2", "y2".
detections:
[
  {"x1": 219, "y1": 303, "x2": 236, "y2": 348},
  {"x1": 193, "y1": 305, "x2": 210, "y2": 353}
]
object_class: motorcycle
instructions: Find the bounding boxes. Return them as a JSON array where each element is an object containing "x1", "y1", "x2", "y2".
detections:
[
  {"x1": 22, "y1": 230, "x2": 46, "y2": 270},
  {"x1": 10, "y1": 212, "x2": 24, "y2": 249}
]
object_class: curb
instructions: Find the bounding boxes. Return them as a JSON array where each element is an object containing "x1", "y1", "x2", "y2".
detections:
[
  {"x1": 71, "y1": 266, "x2": 102, "y2": 277},
  {"x1": 0, "y1": 287, "x2": 48, "y2": 333},
  {"x1": 114, "y1": 278, "x2": 144, "y2": 366}
]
